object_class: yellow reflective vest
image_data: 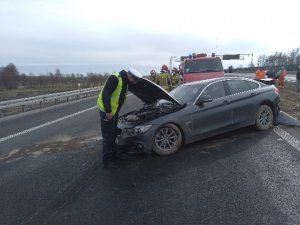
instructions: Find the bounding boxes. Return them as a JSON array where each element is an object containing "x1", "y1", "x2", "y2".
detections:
[{"x1": 97, "y1": 72, "x2": 126, "y2": 115}]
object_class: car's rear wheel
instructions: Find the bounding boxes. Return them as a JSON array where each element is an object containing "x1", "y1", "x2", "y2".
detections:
[
  {"x1": 153, "y1": 123, "x2": 182, "y2": 156},
  {"x1": 255, "y1": 105, "x2": 274, "y2": 130}
]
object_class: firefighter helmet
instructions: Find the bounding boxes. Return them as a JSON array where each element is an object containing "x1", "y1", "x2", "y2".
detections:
[
  {"x1": 150, "y1": 69, "x2": 156, "y2": 76},
  {"x1": 161, "y1": 64, "x2": 169, "y2": 73}
]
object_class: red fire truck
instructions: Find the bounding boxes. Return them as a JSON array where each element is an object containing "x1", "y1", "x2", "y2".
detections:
[
  {"x1": 178, "y1": 53, "x2": 245, "y2": 83},
  {"x1": 179, "y1": 53, "x2": 224, "y2": 83}
]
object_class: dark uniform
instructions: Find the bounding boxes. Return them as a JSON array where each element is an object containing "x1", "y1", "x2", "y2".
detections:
[{"x1": 296, "y1": 66, "x2": 300, "y2": 93}]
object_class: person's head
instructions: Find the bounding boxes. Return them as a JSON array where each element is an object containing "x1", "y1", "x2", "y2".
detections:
[
  {"x1": 161, "y1": 64, "x2": 169, "y2": 73},
  {"x1": 150, "y1": 69, "x2": 156, "y2": 76},
  {"x1": 127, "y1": 68, "x2": 143, "y2": 84}
]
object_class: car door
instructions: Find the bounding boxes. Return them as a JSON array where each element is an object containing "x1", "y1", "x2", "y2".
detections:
[
  {"x1": 225, "y1": 79, "x2": 260, "y2": 126},
  {"x1": 191, "y1": 81, "x2": 233, "y2": 139}
]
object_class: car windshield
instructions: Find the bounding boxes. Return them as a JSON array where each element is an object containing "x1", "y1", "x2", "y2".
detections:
[
  {"x1": 184, "y1": 58, "x2": 223, "y2": 73},
  {"x1": 169, "y1": 84, "x2": 203, "y2": 104}
]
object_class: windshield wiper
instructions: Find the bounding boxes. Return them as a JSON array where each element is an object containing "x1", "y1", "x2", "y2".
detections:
[
  {"x1": 200, "y1": 69, "x2": 222, "y2": 72},
  {"x1": 185, "y1": 71, "x2": 199, "y2": 73}
]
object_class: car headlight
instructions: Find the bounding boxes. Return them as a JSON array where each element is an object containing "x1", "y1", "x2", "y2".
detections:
[{"x1": 125, "y1": 125, "x2": 152, "y2": 137}]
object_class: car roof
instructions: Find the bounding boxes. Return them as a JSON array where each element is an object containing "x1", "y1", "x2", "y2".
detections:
[{"x1": 182, "y1": 77, "x2": 257, "y2": 86}]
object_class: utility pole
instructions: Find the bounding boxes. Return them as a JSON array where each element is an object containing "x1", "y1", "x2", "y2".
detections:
[{"x1": 169, "y1": 56, "x2": 180, "y2": 73}]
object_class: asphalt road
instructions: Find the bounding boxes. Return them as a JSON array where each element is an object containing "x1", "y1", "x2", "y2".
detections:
[{"x1": 0, "y1": 95, "x2": 300, "y2": 225}]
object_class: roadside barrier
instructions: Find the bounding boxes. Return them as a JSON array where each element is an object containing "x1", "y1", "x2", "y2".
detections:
[{"x1": 0, "y1": 87, "x2": 101, "y2": 118}]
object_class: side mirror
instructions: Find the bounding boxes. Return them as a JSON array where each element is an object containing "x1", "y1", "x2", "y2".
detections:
[{"x1": 196, "y1": 95, "x2": 213, "y2": 105}]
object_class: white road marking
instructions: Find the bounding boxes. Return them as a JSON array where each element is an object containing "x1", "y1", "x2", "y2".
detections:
[
  {"x1": 0, "y1": 106, "x2": 97, "y2": 143},
  {"x1": 0, "y1": 93, "x2": 135, "y2": 144},
  {"x1": 273, "y1": 126, "x2": 300, "y2": 152}
]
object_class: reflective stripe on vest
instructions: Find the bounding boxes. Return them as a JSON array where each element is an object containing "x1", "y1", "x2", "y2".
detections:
[{"x1": 97, "y1": 72, "x2": 125, "y2": 115}]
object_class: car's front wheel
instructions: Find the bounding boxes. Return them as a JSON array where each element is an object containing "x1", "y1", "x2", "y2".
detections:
[
  {"x1": 255, "y1": 104, "x2": 274, "y2": 130},
  {"x1": 153, "y1": 123, "x2": 182, "y2": 156}
]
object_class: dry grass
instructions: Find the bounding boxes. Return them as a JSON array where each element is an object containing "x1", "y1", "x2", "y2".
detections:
[{"x1": 278, "y1": 81, "x2": 300, "y2": 120}]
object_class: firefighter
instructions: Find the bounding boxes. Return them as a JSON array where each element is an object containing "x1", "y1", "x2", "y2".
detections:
[
  {"x1": 97, "y1": 68, "x2": 142, "y2": 168},
  {"x1": 150, "y1": 69, "x2": 159, "y2": 84},
  {"x1": 171, "y1": 67, "x2": 182, "y2": 86},
  {"x1": 158, "y1": 64, "x2": 171, "y2": 87}
]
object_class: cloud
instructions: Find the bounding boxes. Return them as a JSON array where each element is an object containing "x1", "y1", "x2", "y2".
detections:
[{"x1": 0, "y1": 0, "x2": 299, "y2": 75}]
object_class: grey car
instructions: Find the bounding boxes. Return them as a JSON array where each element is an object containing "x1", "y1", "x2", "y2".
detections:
[{"x1": 117, "y1": 77, "x2": 280, "y2": 156}]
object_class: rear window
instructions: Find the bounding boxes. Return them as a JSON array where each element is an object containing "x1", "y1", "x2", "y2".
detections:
[
  {"x1": 184, "y1": 58, "x2": 223, "y2": 73},
  {"x1": 226, "y1": 80, "x2": 259, "y2": 95}
]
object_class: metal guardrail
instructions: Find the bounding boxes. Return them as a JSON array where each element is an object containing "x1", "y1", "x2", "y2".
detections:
[
  {"x1": 224, "y1": 73, "x2": 253, "y2": 78},
  {"x1": 225, "y1": 72, "x2": 296, "y2": 81},
  {"x1": 0, "y1": 87, "x2": 101, "y2": 117}
]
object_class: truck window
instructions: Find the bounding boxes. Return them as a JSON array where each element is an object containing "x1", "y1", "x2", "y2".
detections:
[{"x1": 184, "y1": 58, "x2": 223, "y2": 73}]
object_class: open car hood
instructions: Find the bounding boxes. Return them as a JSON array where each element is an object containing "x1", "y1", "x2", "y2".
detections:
[{"x1": 128, "y1": 78, "x2": 181, "y2": 105}]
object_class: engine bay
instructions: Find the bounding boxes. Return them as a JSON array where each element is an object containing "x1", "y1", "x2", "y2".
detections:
[{"x1": 119, "y1": 102, "x2": 183, "y2": 125}]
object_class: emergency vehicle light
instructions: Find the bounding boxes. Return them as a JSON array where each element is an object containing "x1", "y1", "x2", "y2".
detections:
[
  {"x1": 196, "y1": 53, "x2": 207, "y2": 57},
  {"x1": 180, "y1": 53, "x2": 208, "y2": 61}
]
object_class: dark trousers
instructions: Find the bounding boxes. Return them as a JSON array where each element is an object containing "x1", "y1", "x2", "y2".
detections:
[
  {"x1": 99, "y1": 110, "x2": 118, "y2": 165},
  {"x1": 297, "y1": 79, "x2": 300, "y2": 92}
]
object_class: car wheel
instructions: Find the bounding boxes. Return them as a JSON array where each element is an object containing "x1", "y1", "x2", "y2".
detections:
[
  {"x1": 255, "y1": 105, "x2": 274, "y2": 131},
  {"x1": 153, "y1": 123, "x2": 182, "y2": 156}
]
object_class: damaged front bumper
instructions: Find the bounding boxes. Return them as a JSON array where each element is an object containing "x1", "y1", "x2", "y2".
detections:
[{"x1": 116, "y1": 124, "x2": 158, "y2": 154}]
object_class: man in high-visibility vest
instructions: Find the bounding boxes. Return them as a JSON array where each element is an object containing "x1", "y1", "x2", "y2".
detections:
[
  {"x1": 97, "y1": 68, "x2": 142, "y2": 168},
  {"x1": 255, "y1": 67, "x2": 266, "y2": 80}
]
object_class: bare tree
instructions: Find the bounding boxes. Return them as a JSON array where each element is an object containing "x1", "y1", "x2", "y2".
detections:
[
  {"x1": 288, "y1": 48, "x2": 300, "y2": 64},
  {"x1": 258, "y1": 48, "x2": 300, "y2": 69},
  {"x1": 0, "y1": 63, "x2": 19, "y2": 90},
  {"x1": 257, "y1": 55, "x2": 267, "y2": 67}
]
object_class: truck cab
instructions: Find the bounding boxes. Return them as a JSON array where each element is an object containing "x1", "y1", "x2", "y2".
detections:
[{"x1": 180, "y1": 53, "x2": 224, "y2": 83}]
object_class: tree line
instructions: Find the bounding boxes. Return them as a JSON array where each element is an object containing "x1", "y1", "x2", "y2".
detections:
[
  {"x1": 232, "y1": 48, "x2": 300, "y2": 73},
  {"x1": 1, "y1": 48, "x2": 300, "y2": 90},
  {"x1": 256, "y1": 48, "x2": 300, "y2": 69},
  {"x1": 0, "y1": 63, "x2": 109, "y2": 91}
]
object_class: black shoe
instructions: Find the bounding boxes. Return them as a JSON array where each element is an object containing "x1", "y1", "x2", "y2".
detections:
[{"x1": 103, "y1": 162, "x2": 118, "y2": 169}]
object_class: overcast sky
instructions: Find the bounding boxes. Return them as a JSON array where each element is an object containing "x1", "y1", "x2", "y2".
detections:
[{"x1": 0, "y1": 0, "x2": 299, "y2": 75}]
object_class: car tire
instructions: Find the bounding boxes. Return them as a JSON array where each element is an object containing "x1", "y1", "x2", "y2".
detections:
[
  {"x1": 153, "y1": 123, "x2": 182, "y2": 156},
  {"x1": 255, "y1": 105, "x2": 274, "y2": 131}
]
